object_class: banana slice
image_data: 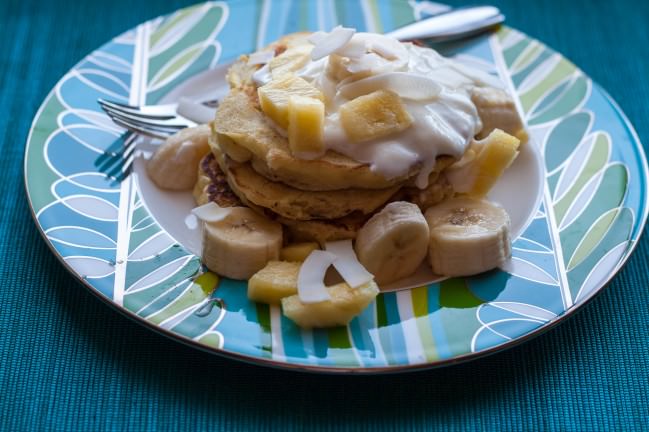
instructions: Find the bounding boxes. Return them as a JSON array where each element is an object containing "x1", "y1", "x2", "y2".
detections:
[
  {"x1": 471, "y1": 86, "x2": 528, "y2": 143},
  {"x1": 354, "y1": 201, "x2": 429, "y2": 285},
  {"x1": 425, "y1": 198, "x2": 511, "y2": 277},
  {"x1": 202, "y1": 207, "x2": 283, "y2": 280},
  {"x1": 146, "y1": 124, "x2": 212, "y2": 190}
]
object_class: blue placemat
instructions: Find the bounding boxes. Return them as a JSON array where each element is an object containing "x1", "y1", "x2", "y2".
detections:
[{"x1": 1, "y1": 0, "x2": 648, "y2": 430}]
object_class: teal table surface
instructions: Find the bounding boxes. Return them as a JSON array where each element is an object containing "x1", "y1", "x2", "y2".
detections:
[{"x1": 2, "y1": 0, "x2": 648, "y2": 430}]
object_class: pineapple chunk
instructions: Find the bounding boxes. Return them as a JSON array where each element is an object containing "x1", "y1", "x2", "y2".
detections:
[
  {"x1": 258, "y1": 75, "x2": 323, "y2": 129},
  {"x1": 270, "y1": 45, "x2": 312, "y2": 78},
  {"x1": 281, "y1": 281, "x2": 379, "y2": 329},
  {"x1": 288, "y1": 96, "x2": 325, "y2": 158},
  {"x1": 326, "y1": 54, "x2": 374, "y2": 82},
  {"x1": 280, "y1": 242, "x2": 320, "y2": 262},
  {"x1": 326, "y1": 54, "x2": 352, "y2": 81},
  {"x1": 515, "y1": 129, "x2": 529, "y2": 144},
  {"x1": 248, "y1": 261, "x2": 301, "y2": 305},
  {"x1": 467, "y1": 128, "x2": 520, "y2": 197},
  {"x1": 339, "y1": 90, "x2": 413, "y2": 143}
]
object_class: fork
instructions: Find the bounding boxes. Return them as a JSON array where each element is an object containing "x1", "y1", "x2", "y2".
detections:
[
  {"x1": 94, "y1": 131, "x2": 139, "y2": 185},
  {"x1": 95, "y1": 98, "x2": 218, "y2": 182},
  {"x1": 98, "y1": 98, "x2": 219, "y2": 140}
]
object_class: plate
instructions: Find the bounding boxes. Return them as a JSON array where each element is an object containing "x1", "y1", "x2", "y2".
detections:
[{"x1": 25, "y1": 1, "x2": 648, "y2": 373}]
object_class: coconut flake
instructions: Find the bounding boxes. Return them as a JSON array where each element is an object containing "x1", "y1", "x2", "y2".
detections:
[
  {"x1": 335, "y1": 36, "x2": 368, "y2": 59},
  {"x1": 339, "y1": 72, "x2": 442, "y2": 101},
  {"x1": 191, "y1": 202, "x2": 232, "y2": 223},
  {"x1": 338, "y1": 33, "x2": 406, "y2": 61},
  {"x1": 449, "y1": 60, "x2": 504, "y2": 89},
  {"x1": 344, "y1": 52, "x2": 384, "y2": 74},
  {"x1": 252, "y1": 63, "x2": 272, "y2": 86},
  {"x1": 308, "y1": 31, "x2": 327, "y2": 45},
  {"x1": 297, "y1": 250, "x2": 337, "y2": 303},
  {"x1": 367, "y1": 38, "x2": 403, "y2": 60},
  {"x1": 325, "y1": 240, "x2": 374, "y2": 288},
  {"x1": 248, "y1": 50, "x2": 274, "y2": 65},
  {"x1": 311, "y1": 26, "x2": 355, "y2": 61},
  {"x1": 177, "y1": 98, "x2": 215, "y2": 124}
]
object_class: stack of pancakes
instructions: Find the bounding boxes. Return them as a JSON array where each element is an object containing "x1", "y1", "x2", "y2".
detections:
[{"x1": 193, "y1": 34, "x2": 455, "y2": 244}]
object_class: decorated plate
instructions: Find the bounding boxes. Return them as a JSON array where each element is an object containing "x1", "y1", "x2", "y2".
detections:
[{"x1": 25, "y1": 1, "x2": 648, "y2": 373}]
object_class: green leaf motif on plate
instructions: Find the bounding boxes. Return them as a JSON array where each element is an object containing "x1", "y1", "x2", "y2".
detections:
[
  {"x1": 148, "y1": 4, "x2": 224, "y2": 81},
  {"x1": 554, "y1": 133, "x2": 611, "y2": 224},
  {"x1": 147, "y1": 3, "x2": 226, "y2": 102},
  {"x1": 149, "y1": 5, "x2": 202, "y2": 50},
  {"x1": 567, "y1": 208, "x2": 634, "y2": 301},
  {"x1": 150, "y1": 45, "x2": 204, "y2": 90},
  {"x1": 529, "y1": 76, "x2": 589, "y2": 125},
  {"x1": 544, "y1": 111, "x2": 592, "y2": 175},
  {"x1": 147, "y1": 272, "x2": 219, "y2": 325},
  {"x1": 519, "y1": 58, "x2": 577, "y2": 114},
  {"x1": 511, "y1": 42, "x2": 542, "y2": 73},
  {"x1": 568, "y1": 208, "x2": 619, "y2": 271},
  {"x1": 503, "y1": 38, "x2": 531, "y2": 68},
  {"x1": 197, "y1": 332, "x2": 223, "y2": 349},
  {"x1": 559, "y1": 163, "x2": 628, "y2": 264},
  {"x1": 439, "y1": 278, "x2": 484, "y2": 309},
  {"x1": 501, "y1": 28, "x2": 636, "y2": 306}
]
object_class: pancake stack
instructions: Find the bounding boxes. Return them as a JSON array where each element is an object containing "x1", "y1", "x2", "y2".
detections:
[
  {"x1": 193, "y1": 33, "x2": 524, "y2": 244},
  {"x1": 193, "y1": 61, "x2": 454, "y2": 241}
]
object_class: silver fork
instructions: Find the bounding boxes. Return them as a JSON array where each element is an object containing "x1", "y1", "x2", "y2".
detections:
[
  {"x1": 98, "y1": 5, "x2": 504, "y2": 140},
  {"x1": 96, "y1": 98, "x2": 219, "y2": 182},
  {"x1": 94, "y1": 131, "x2": 139, "y2": 185},
  {"x1": 97, "y1": 99, "x2": 220, "y2": 140}
]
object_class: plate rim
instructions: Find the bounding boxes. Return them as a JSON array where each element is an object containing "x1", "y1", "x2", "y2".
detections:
[{"x1": 22, "y1": 4, "x2": 649, "y2": 373}]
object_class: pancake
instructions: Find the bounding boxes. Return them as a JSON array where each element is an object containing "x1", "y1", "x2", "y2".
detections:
[
  {"x1": 213, "y1": 89, "x2": 419, "y2": 191},
  {"x1": 193, "y1": 153, "x2": 243, "y2": 207},
  {"x1": 210, "y1": 138, "x2": 400, "y2": 220},
  {"x1": 215, "y1": 32, "x2": 425, "y2": 191},
  {"x1": 202, "y1": 32, "x2": 468, "y2": 242},
  {"x1": 276, "y1": 212, "x2": 366, "y2": 244},
  {"x1": 195, "y1": 152, "x2": 454, "y2": 244},
  {"x1": 194, "y1": 153, "x2": 366, "y2": 243}
]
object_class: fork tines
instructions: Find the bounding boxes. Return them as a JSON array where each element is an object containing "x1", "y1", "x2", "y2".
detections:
[{"x1": 98, "y1": 99, "x2": 192, "y2": 139}]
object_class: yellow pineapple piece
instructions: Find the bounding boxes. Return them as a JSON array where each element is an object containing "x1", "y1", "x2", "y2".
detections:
[
  {"x1": 515, "y1": 129, "x2": 529, "y2": 144},
  {"x1": 280, "y1": 242, "x2": 320, "y2": 262},
  {"x1": 326, "y1": 54, "x2": 352, "y2": 81},
  {"x1": 281, "y1": 281, "x2": 379, "y2": 329},
  {"x1": 248, "y1": 261, "x2": 301, "y2": 305},
  {"x1": 339, "y1": 90, "x2": 413, "y2": 143},
  {"x1": 467, "y1": 128, "x2": 520, "y2": 197},
  {"x1": 270, "y1": 45, "x2": 313, "y2": 78},
  {"x1": 287, "y1": 96, "x2": 325, "y2": 158},
  {"x1": 258, "y1": 75, "x2": 323, "y2": 129}
]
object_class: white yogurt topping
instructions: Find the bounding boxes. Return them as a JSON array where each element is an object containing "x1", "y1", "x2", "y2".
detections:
[{"x1": 253, "y1": 31, "x2": 502, "y2": 188}]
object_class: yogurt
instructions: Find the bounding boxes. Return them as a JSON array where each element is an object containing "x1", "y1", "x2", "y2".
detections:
[{"x1": 254, "y1": 31, "x2": 501, "y2": 188}]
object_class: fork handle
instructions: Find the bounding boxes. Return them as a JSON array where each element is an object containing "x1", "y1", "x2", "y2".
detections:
[{"x1": 386, "y1": 6, "x2": 504, "y2": 42}]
